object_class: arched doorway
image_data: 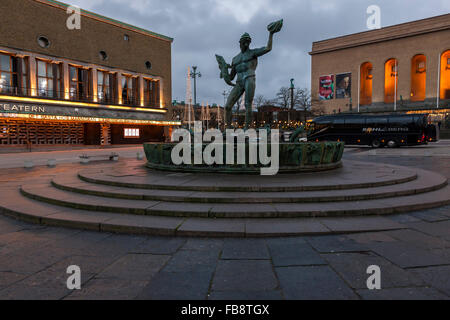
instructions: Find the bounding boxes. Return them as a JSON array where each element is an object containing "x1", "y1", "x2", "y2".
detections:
[
  {"x1": 410, "y1": 54, "x2": 426, "y2": 102},
  {"x1": 440, "y1": 50, "x2": 450, "y2": 100},
  {"x1": 360, "y1": 62, "x2": 373, "y2": 105},
  {"x1": 384, "y1": 58, "x2": 398, "y2": 103}
]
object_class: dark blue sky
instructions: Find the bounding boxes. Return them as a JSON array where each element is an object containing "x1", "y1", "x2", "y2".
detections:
[{"x1": 69, "y1": 0, "x2": 449, "y2": 105}]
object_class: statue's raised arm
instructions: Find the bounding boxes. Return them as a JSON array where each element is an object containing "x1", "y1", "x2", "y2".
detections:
[{"x1": 253, "y1": 19, "x2": 283, "y2": 58}]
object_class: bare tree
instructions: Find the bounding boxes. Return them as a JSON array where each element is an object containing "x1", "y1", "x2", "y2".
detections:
[
  {"x1": 295, "y1": 88, "x2": 311, "y2": 112},
  {"x1": 254, "y1": 95, "x2": 265, "y2": 110},
  {"x1": 275, "y1": 87, "x2": 290, "y2": 109}
]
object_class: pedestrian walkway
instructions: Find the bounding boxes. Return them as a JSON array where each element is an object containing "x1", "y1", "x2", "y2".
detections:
[{"x1": 0, "y1": 146, "x2": 144, "y2": 169}]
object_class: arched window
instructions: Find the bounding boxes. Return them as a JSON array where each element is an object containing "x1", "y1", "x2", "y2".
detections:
[
  {"x1": 440, "y1": 50, "x2": 450, "y2": 100},
  {"x1": 410, "y1": 54, "x2": 426, "y2": 102},
  {"x1": 384, "y1": 58, "x2": 398, "y2": 103},
  {"x1": 360, "y1": 62, "x2": 373, "y2": 105}
]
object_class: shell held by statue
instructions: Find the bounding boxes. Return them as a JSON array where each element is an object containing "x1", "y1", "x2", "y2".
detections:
[{"x1": 267, "y1": 19, "x2": 283, "y2": 33}]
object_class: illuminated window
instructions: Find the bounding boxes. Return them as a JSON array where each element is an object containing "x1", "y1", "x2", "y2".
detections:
[
  {"x1": 37, "y1": 60, "x2": 62, "y2": 98},
  {"x1": 411, "y1": 54, "x2": 426, "y2": 102},
  {"x1": 143, "y1": 78, "x2": 160, "y2": 107},
  {"x1": 441, "y1": 50, "x2": 450, "y2": 100},
  {"x1": 97, "y1": 70, "x2": 111, "y2": 103},
  {"x1": 360, "y1": 62, "x2": 373, "y2": 105},
  {"x1": 69, "y1": 66, "x2": 92, "y2": 101},
  {"x1": 124, "y1": 128, "x2": 140, "y2": 138},
  {"x1": 121, "y1": 74, "x2": 137, "y2": 105},
  {"x1": 384, "y1": 58, "x2": 398, "y2": 103}
]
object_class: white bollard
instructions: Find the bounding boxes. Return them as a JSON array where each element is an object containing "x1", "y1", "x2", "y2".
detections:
[
  {"x1": 47, "y1": 159, "x2": 56, "y2": 167},
  {"x1": 24, "y1": 160, "x2": 34, "y2": 168},
  {"x1": 137, "y1": 152, "x2": 143, "y2": 160}
]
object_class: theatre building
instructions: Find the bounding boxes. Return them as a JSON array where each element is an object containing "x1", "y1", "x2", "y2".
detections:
[
  {"x1": 310, "y1": 14, "x2": 450, "y2": 135},
  {"x1": 0, "y1": 0, "x2": 179, "y2": 149}
]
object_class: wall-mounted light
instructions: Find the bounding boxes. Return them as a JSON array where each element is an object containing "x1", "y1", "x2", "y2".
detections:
[
  {"x1": 366, "y1": 68, "x2": 373, "y2": 80},
  {"x1": 416, "y1": 61, "x2": 426, "y2": 73}
]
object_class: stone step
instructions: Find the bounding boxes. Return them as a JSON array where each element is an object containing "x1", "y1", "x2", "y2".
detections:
[
  {"x1": 51, "y1": 170, "x2": 447, "y2": 204},
  {"x1": 78, "y1": 160, "x2": 418, "y2": 192},
  {"x1": 20, "y1": 180, "x2": 450, "y2": 218},
  {"x1": 0, "y1": 188, "x2": 413, "y2": 237}
]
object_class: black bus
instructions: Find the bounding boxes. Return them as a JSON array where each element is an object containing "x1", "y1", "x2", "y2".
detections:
[{"x1": 306, "y1": 114, "x2": 435, "y2": 148}]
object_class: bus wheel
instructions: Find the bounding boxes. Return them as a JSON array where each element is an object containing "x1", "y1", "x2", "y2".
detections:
[
  {"x1": 371, "y1": 139, "x2": 381, "y2": 148},
  {"x1": 387, "y1": 140, "x2": 397, "y2": 148}
]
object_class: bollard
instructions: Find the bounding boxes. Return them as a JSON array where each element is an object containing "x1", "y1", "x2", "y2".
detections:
[
  {"x1": 47, "y1": 159, "x2": 56, "y2": 167},
  {"x1": 137, "y1": 152, "x2": 143, "y2": 160},
  {"x1": 24, "y1": 160, "x2": 34, "y2": 168}
]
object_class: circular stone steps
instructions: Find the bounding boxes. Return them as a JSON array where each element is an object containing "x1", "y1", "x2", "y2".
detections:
[
  {"x1": 1, "y1": 159, "x2": 449, "y2": 237},
  {"x1": 51, "y1": 170, "x2": 447, "y2": 204},
  {"x1": 77, "y1": 160, "x2": 418, "y2": 192}
]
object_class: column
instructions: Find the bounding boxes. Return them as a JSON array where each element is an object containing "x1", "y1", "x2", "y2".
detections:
[{"x1": 28, "y1": 55, "x2": 37, "y2": 96}]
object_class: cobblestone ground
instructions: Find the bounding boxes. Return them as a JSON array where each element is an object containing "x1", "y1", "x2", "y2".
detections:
[{"x1": 0, "y1": 145, "x2": 449, "y2": 300}]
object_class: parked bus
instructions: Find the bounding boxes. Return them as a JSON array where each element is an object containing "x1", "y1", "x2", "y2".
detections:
[{"x1": 306, "y1": 114, "x2": 435, "y2": 148}]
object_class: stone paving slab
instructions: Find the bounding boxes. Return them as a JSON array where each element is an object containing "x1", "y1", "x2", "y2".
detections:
[
  {"x1": 95, "y1": 254, "x2": 169, "y2": 281},
  {"x1": 275, "y1": 265, "x2": 359, "y2": 300},
  {"x1": 322, "y1": 252, "x2": 425, "y2": 289},
  {"x1": 411, "y1": 265, "x2": 450, "y2": 297},
  {"x1": 383, "y1": 229, "x2": 450, "y2": 249},
  {"x1": 268, "y1": 242, "x2": 326, "y2": 267},
  {"x1": 306, "y1": 235, "x2": 369, "y2": 253},
  {"x1": 367, "y1": 242, "x2": 450, "y2": 268},
  {"x1": 221, "y1": 239, "x2": 270, "y2": 260},
  {"x1": 211, "y1": 260, "x2": 278, "y2": 292},
  {"x1": 136, "y1": 271, "x2": 212, "y2": 300},
  {"x1": 405, "y1": 221, "x2": 450, "y2": 238},
  {"x1": 65, "y1": 278, "x2": 149, "y2": 300},
  {"x1": 208, "y1": 290, "x2": 284, "y2": 300}
]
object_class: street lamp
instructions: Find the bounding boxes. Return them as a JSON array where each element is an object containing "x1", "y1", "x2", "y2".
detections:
[
  {"x1": 190, "y1": 66, "x2": 201, "y2": 106},
  {"x1": 289, "y1": 78, "x2": 294, "y2": 125}
]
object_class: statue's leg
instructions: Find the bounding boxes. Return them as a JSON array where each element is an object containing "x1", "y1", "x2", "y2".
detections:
[
  {"x1": 244, "y1": 77, "x2": 256, "y2": 129},
  {"x1": 225, "y1": 84, "x2": 244, "y2": 129}
]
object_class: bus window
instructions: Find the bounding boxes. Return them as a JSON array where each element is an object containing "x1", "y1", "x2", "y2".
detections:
[
  {"x1": 332, "y1": 118, "x2": 345, "y2": 125},
  {"x1": 370, "y1": 117, "x2": 388, "y2": 125},
  {"x1": 389, "y1": 116, "x2": 412, "y2": 126}
]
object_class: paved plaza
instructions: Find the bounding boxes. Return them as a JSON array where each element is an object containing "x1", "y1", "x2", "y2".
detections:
[{"x1": 0, "y1": 143, "x2": 449, "y2": 299}]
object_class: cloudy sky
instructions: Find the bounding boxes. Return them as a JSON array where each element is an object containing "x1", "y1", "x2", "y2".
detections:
[{"x1": 68, "y1": 0, "x2": 449, "y2": 106}]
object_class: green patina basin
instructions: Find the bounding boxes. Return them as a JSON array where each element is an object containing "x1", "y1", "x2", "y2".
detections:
[{"x1": 143, "y1": 141, "x2": 344, "y2": 174}]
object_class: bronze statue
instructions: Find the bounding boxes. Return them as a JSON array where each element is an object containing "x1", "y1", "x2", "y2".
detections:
[{"x1": 216, "y1": 19, "x2": 283, "y2": 129}]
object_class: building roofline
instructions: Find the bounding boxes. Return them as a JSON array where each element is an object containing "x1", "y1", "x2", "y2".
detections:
[
  {"x1": 35, "y1": 0, "x2": 174, "y2": 43},
  {"x1": 310, "y1": 13, "x2": 450, "y2": 55}
]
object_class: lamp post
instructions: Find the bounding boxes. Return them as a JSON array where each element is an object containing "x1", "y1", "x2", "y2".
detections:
[
  {"x1": 289, "y1": 78, "x2": 294, "y2": 125},
  {"x1": 190, "y1": 66, "x2": 201, "y2": 106}
]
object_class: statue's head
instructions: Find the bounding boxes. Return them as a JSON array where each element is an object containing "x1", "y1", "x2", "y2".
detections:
[{"x1": 239, "y1": 33, "x2": 251, "y2": 52}]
